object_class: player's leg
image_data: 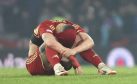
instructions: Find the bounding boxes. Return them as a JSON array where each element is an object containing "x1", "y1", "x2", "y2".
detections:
[
  {"x1": 26, "y1": 49, "x2": 54, "y2": 75},
  {"x1": 44, "y1": 46, "x2": 68, "y2": 76},
  {"x1": 26, "y1": 48, "x2": 56, "y2": 75},
  {"x1": 39, "y1": 44, "x2": 73, "y2": 71},
  {"x1": 40, "y1": 44, "x2": 81, "y2": 75},
  {"x1": 79, "y1": 49, "x2": 117, "y2": 75},
  {"x1": 60, "y1": 57, "x2": 73, "y2": 70}
]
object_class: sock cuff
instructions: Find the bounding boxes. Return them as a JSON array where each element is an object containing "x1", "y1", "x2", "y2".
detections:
[{"x1": 98, "y1": 62, "x2": 106, "y2": 69}]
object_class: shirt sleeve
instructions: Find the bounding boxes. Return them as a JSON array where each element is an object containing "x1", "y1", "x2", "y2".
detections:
[
  {"x1": 38, "y1": 23, "x2": 54, "y2": 37},
  {"x1": 71, "y1": 24, "x2": 85, "y2": 34},
  {"x1": 65, "y1": 20, "x2": 85, "y2": 34}
]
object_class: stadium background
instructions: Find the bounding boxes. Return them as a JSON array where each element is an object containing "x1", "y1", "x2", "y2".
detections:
[{"x1": 0, "y1": 0, "x2": 137, "y2": 68}]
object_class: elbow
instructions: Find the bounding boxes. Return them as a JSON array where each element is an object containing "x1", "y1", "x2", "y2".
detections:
[
  {"x1": 45, "y1": 40, "x2": 53, "y2": 48},
  {"x1": 89, "y1": 39, "x2": 94, "y2": 48}
]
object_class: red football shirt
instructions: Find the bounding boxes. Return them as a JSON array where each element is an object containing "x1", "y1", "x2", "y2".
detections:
[{"x1": 34, "y1": 20, "x2": 85, "y2": 48}]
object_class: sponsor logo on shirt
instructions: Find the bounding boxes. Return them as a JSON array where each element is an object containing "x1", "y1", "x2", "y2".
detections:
[{"x1": 46, "y1": 29, "x2": 53, "y2": 33}]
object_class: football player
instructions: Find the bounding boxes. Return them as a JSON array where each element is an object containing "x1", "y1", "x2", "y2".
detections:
[{"x1": 26, "y1": 17, "x2": 116, "y2": 76}]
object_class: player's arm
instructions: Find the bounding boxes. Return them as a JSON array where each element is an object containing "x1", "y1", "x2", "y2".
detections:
[
  {"x1": 42, "y1": 33, "x2": 67, "y2": 54},
  {"x1": 61, "y1": 23, "x2": 94, "y2": 57},
  {"x1": 72, "y1": 32, "x2": 94, "y2": 53},
  {"x1": 28, "y1": 40, "x2": 38, "y2": 56},
  {"x1": 69, "y1": 56, "x2": 83, "y2": 75}
]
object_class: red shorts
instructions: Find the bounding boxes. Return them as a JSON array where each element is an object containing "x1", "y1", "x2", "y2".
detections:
[{"x1": 26, "y1": 49, "x2": 54, "y2": 75}]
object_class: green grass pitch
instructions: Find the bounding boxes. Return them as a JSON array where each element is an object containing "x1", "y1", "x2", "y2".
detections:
[{"x1": 0, "y1": 66, "x2": 137, "y2": 84}]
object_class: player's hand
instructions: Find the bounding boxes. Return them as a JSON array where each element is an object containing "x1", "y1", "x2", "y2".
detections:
[
  {"x1": 61, "y1": 48, "x2": 77, "y2": 57},
  {"x1": 74, "y1": 66, "x2": 83, "y2": 75}
]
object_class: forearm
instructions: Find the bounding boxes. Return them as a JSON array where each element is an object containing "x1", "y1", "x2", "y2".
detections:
[
  {"x1": 73, "y1": 38, "x2": 94, "y2": 53},
  {"x1": 42, "y1": 33, "x2": 66, "y2": 54},
  {"x1": 45, "y1": 39, "x2": 66, "y2": 53},
  {"x1": 28, "y1": 40, "x2": 38, "y2": 56}
]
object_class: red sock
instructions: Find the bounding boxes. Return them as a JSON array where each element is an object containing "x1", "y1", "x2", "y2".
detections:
[
  {"x1": 79, "y1": 49, "x2": 102, "y2": 68},
  {"x1": 45, "y1": 47, "x2": 60, "y2": 67}
]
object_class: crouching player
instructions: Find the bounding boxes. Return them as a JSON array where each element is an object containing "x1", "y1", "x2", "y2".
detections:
[
  {"x1": 26, "y1": 19, "x2": 82, "y2": 76},
  {"x1": 26, "y1": 17, "x2": 116, "y2": 76}
]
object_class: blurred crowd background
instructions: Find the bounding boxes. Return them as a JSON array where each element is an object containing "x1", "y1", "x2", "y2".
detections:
[{"x1": 0, "y1": 0, "x2": 137, "y2": 67}]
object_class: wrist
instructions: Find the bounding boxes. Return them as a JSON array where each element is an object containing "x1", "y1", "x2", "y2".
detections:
[
  {"x1": 72, "y1": 48, "x2": 78, "y2": 54},
  {"x1": 69, "y1": 56, "x2": 80, "y2": 68},
  {"x1": 59, "y1": 47, "x2": 67, "y2": 54}
]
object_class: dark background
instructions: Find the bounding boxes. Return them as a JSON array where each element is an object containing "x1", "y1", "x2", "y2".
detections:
[{"x1": 0, "y1": 0, "x2": 137, "y2": 66}]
